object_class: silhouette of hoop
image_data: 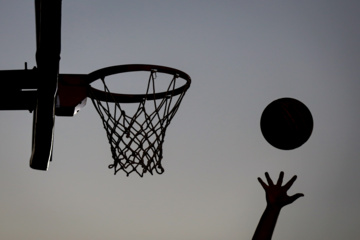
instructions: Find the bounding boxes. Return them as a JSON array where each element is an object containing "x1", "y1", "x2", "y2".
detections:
[
  {"x1": 86, "y1": 64, "x2": 191, "y2": 103},
  {"x1": 86, "y1": 64, "x2": 191, "y2": 176}
]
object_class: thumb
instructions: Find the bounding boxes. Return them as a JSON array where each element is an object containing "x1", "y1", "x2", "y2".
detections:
[{"x1": 288, "y1": 193, "x2": 304, "y2": 204}]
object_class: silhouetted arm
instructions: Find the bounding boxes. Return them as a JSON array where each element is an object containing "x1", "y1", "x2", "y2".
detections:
[{"x1": 252, "y1": 172, "x2": 304, "y2": 240}]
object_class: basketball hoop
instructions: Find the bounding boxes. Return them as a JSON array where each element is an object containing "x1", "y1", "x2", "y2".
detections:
[
  {"x1": 0, "y1": 2, "x2": 192, "y2": 174},
  {"x1": 86, "y1": 64, "x2": 191, "y2": 176}
]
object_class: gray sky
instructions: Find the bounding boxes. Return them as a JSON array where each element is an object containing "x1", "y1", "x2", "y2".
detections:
[{"x1": 1, "y1": 0, "x2": 360, "y2": 239}]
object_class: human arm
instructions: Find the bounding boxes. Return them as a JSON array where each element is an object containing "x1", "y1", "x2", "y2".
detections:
[{"x1": 252, "y1": 172, "x2": 304, "y2": 240}]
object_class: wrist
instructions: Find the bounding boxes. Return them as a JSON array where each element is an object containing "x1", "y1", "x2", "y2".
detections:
[{"x1": 266, "y1": 204, "x2": 282, "y2": 212}]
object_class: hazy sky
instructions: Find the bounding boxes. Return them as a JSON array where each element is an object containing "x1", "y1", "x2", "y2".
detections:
[{"x1": 1, "y1": 1, "x2": 360, "y2": 239}]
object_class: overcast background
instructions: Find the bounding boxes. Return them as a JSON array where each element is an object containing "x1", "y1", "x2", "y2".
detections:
[{"x1": 1, "y1": 1, "x2": 360, "y2": 239}]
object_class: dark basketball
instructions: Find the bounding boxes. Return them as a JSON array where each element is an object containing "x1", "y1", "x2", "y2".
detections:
[{"x1": 260, "y1": 98, "x2": 313, "y2": 150}]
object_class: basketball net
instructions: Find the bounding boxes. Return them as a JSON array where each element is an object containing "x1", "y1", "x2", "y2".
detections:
[{"x1": 88, "y1": 70, "x2": 187, "y2": 176}]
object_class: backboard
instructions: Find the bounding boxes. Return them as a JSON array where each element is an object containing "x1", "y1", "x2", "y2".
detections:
[{"x1": 29, "y1": 0, "x2": 62, "y2": 170}]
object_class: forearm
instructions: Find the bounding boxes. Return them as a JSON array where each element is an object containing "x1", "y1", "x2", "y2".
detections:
[{"x1": 252, "y1": 205, "x2": 281, "y2": 240}]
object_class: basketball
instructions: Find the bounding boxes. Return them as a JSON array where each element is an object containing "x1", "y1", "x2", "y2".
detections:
[{"x1": 260, "y1": 98, "x2": 313, "y2": 150}]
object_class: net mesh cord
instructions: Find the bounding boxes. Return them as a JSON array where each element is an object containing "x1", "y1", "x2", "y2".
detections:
[{"x1": 89, "y1": 70, "x2": 187, "y2": 176}]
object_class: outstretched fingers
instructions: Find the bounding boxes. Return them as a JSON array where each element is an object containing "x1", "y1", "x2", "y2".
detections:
[
  {"x1": 258, "y1": 177, "x2": 268, "y2": 189},
  {"x1": 265, "y1": 172, "x2": 274, "y2": 186},
  {"x1": 284, "y1": 175, "x2": 297, "y2": 190},
  {"x1": 258, "y1": 172, "x2": 304, "y2": 208},
  {"x1": 276, "y1": 171, "x2": 284, "y2": 186}
]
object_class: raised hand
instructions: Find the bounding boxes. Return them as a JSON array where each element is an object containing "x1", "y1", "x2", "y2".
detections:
[
  {"x1": 258, "y1": 171, "x2": 304, "y2": 209},
  {"x1": 252, "y1": 172, "x2": 304, "y2": 240}
]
